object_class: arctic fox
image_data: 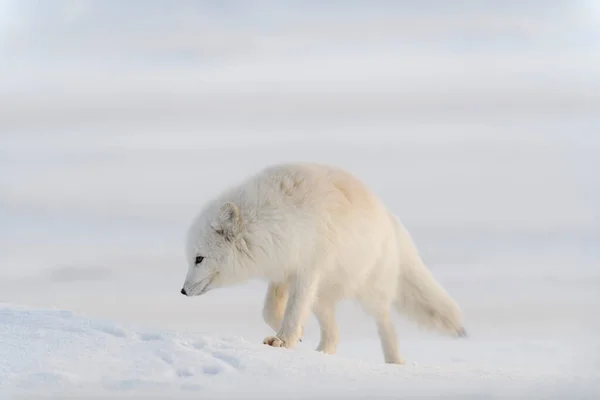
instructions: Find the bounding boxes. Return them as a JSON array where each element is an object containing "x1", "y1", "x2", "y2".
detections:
[{"x1": 181, "y1": 162, "x2": 466, "y2": 364}]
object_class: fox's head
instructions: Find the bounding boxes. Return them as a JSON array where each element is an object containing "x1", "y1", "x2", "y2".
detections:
[{"x1": 181, "y1": 201, "x2": 251, "y2": 297}]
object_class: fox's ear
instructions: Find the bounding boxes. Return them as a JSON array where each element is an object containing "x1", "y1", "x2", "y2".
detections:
[{"x1": 215, "y1": 202, "x2": 243, "y2": 240}]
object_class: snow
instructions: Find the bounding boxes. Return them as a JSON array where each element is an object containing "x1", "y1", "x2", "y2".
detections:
[
  {"x1": 1, "y1": 303, "x2": 598, "y2": 399},
  {"x1": 1, "y1": 2, "x2": 600, "y2": 398}
]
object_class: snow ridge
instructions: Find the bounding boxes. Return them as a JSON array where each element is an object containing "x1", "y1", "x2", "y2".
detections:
[{"x1": 1, "y1": 303, "x2": 597, "y2": 399}]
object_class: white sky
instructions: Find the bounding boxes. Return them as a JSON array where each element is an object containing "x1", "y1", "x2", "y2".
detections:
[{"x1": 1, "y1": 1, "x2": 598, "y2": 62}]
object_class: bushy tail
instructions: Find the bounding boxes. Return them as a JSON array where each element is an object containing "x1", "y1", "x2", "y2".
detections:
[{"x1": 390, "y1": 214, "x2": 467, "y2": 337}]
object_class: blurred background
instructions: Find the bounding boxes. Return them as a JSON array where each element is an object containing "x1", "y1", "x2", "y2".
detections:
[{"x1": 0, "y1": 0, "x2": 599, "y2": 363}]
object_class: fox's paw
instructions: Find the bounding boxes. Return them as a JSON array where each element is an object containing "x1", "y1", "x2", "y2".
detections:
[{"x1": 263, "y1": 336, "x2": 285, "y2": 348}]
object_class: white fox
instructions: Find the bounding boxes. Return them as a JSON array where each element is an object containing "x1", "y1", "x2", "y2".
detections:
[{"x1": 181, "y1": 162, "x2": 466, "y2": 364}]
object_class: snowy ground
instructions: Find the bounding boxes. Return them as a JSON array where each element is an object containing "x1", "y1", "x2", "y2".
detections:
[
  {"x1": 1, "y1": 2, "x2": 600, "y2": 398},
  {"x1": 1, "y1": 303, "x2": 598, "y2": 399}
]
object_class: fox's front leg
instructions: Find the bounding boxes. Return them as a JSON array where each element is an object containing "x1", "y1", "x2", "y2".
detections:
[
  {"x1": 262, "y1": 281, "x2": 305, "y2": 341},
  {"x1": 263, "y1": 272, "x2": 319, "y2": 349},
  {"x1": 262, "y1": 282, "x2": 289, "y2": 332}
]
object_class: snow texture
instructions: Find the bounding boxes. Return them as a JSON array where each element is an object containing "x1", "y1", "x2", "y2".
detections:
[{"x1": 1, "y1": 303, "x2": 598, "y2": 399}]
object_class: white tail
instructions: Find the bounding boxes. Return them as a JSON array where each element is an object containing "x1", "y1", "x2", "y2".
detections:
[{"x1": 391, "y1": 214, "x2": 466, "y2": 337}]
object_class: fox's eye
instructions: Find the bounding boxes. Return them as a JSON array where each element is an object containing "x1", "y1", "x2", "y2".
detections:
[{"x1": 195, "y1": 256, "x2": 204, "y2": 265}]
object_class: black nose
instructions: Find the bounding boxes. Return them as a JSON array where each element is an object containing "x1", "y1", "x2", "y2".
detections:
[{"x1": 180, "y1": 288, "x2": 187, "y2": 296}]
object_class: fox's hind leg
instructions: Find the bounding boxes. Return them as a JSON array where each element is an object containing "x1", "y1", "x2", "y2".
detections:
[
  {"x1": 374, "y1": 308, "x2": 403, "y2": 364},
  {"x1": 313, "y1": 299, "x2": 339, "y2": 355},
  {"x1": 359, "y1": 296, "x2": 404, "y2": 365},
  {"x1": 357, "y1": 257, "x2": 404, "y2": 364}
]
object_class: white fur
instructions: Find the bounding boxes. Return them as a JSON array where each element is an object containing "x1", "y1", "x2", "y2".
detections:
[{"x1": 181, "y1": 162, "x2": 466, "y2": 364}]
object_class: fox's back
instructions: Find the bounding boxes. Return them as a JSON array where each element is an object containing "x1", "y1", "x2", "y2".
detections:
[
  {"x1": 247, "y1": 163, "x2": 396, "y2": 270},
  {"x1": 252, "y1": 162, "x2": 386, "y2": 221}
]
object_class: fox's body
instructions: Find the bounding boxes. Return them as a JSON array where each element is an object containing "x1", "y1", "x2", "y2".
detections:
[{"x1": 181, "y1": 162, "x2": 465, "y2": 364}]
